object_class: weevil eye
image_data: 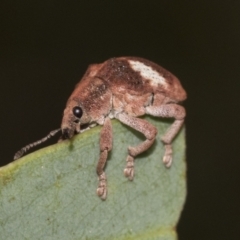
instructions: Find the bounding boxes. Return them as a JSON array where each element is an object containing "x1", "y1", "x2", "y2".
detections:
[{"x1": 72, "y1": 106, "x2": 83, "y2": 119}]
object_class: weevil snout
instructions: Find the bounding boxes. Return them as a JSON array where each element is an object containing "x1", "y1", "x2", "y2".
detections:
[
  {"x1": 61, "y1": 120, "x2": 79, "y2": 139},
  {"x1": 62, "y1": 128, "x2": 72, "y2": 139},
  {"x1": 61, "y1": 115, "x2": 78, "y2": 140}
]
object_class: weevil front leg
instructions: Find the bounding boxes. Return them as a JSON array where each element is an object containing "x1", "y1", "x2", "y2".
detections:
[
  {"x1": 96, "y1": 117, "x2": 112, "y2": 200},
  {"x1": 116, "y1": 113, "x2": 157, "y2": 180},
  {"x1": 146, "y1": 103, "x2": 186, "y2": 167}
]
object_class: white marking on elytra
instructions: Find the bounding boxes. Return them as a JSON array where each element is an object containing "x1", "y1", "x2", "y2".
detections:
[{"x1": 129, "y1": 60, "x2": 166, "y2": 86}]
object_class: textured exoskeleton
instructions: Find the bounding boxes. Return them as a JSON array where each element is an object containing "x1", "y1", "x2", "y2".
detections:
[{"x1": 61, "y1": 57, "x2": 187, "y2": 200}]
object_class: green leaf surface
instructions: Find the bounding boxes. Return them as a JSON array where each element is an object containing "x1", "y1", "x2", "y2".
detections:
[{"x1": 0, "y1": 117, "x2": 186, "y2": 240}]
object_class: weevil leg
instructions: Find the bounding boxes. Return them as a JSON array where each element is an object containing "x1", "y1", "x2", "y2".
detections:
[
  {"x1": 96, "y1": 117, "x2": 112, "y2": 200},
  {"x1": 145, "y1": 103, "x2": 186, "y2": 167},
  {"x1": 116, "y1": 113, "x2": 157, "y2": 180}
]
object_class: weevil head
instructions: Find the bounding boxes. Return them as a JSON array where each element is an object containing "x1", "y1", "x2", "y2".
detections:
[
  {"x1": 61, "y1": 75, "x2": 112, "y2": 139},
  {"x1": 61, "y1": 99, "x2": 91, "y2": 139}
]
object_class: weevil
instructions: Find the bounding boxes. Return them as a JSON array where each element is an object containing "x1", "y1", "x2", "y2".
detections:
[{"x1": 14, "y1": 57, "x2": 187, "y2": 200}]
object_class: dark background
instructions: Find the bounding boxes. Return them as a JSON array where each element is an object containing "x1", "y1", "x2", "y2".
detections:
[{"x1": 1, "y1": 1, "x2": 239, "y2": 239}]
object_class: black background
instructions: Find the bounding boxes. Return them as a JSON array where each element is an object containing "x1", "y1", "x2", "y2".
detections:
[{"x1": 1, "y1": 1, "x2": 239, "y2": 239}]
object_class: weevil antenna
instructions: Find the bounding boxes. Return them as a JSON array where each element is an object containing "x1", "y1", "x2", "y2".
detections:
[{"x1": 14, "y1": 128, "x2": 61, "y2": 160}]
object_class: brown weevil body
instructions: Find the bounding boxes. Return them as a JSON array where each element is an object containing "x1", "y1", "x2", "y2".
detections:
[{"x1": 15, "y1": 57, "x2": 187, "y2": 200}]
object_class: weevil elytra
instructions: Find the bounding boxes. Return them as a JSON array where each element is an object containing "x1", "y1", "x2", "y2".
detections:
[{"x1": 14, "y1": 57, "x2": 187, "y2": 200}]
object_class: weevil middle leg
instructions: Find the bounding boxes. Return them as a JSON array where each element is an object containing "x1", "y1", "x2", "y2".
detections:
[{"x1": 115, "y1": 112, "x2": 157, "y2": 180}]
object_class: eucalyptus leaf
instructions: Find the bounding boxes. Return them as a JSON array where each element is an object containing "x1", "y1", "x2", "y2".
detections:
[{"x1": 0, "y1": 117, "x2": 186, "y2": 240}]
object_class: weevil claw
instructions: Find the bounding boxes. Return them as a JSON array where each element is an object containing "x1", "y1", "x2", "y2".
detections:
[
  {"x1": 163, "y1": 155, "x2": 173, "y2": 168},
  {"x1": 124, "y1": 155, "x2": 134, "y2": 180},
  {"x1": 97, "y1": 173, "x2": 107, "y2": 200}
]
